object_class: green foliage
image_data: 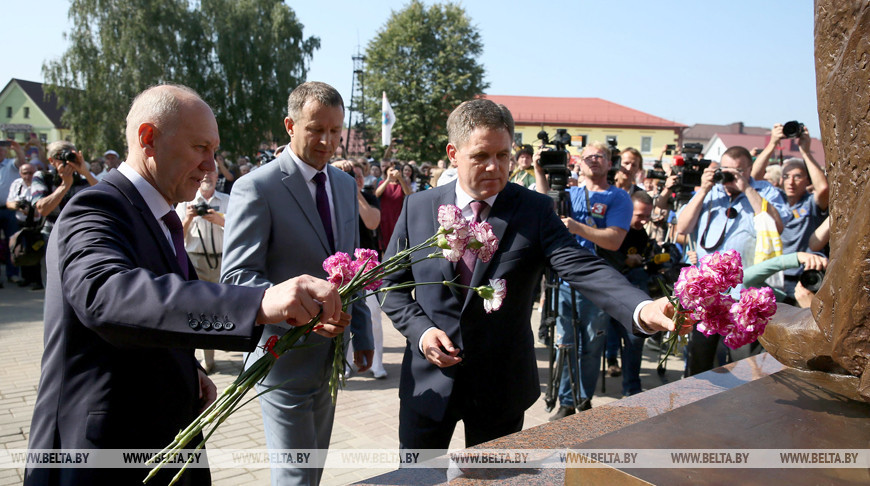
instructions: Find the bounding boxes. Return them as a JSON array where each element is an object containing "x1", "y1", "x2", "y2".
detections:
[
  {"x1": 42, "y1": 0, "x2": 318, "y2": 158},
  {"x1": 362, "y1": 0, "x2": 488, "y2": 163}
]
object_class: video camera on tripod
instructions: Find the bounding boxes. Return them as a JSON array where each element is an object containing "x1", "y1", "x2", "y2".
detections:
[{"x1": 537, "y1": 128, "x2": 572, "y2": 216}]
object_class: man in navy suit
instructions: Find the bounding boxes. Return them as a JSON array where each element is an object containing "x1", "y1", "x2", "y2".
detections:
[
  {"x1": 381, "y1": 99, "x2": 680, "y2": 451},
  {"x1": 25, "y1": 84, "x2": 347, "y2": 486}
]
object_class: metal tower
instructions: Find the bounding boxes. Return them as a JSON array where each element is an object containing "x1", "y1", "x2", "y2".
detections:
[{"x1": 345, "y1": 50, "x2": 367, "y2": 156}]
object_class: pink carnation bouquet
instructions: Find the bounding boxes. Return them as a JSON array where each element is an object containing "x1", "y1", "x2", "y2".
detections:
[
  {"x1": 146, "y1": 204, "x2": 506, "y2": 484},
  {"x1": 660, "y1": 249, "x2": 777, "y2": 364}
]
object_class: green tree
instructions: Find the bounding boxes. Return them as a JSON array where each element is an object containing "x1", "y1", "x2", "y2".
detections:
[
  {"x1": 362, "y1": 0, "x2": 488, "y2": 162},
  {"x1": 43, "y1": 0, "x2": 317, "y2": 158},
  {"x1": 199, "y1": 0, "x2": 319, "y2": 155}
]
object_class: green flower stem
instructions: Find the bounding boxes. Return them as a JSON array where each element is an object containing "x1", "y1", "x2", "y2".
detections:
[
  {"x1": 657, "y1": 301, "x2": 688, "y2": 367},
  {"x1": 147, "y1": 230, "x2": 460, "y2": 484}
]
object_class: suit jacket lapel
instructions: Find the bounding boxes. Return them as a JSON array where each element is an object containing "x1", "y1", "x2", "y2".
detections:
[
  {"x1": 464, "y1": 183, "x2": 518, "y2": 310},
  {"x1": 102, "y1": 170, "x2": 184, "y2": 277},
  {"x1": 278, "y1": 152, "x2": 332, "y2": 255}
]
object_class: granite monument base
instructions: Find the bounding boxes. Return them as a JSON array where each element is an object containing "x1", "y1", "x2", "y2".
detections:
[
  {"x1": 567, "y1": 366, "x2": 869, "y2": 485},
  {"x1": 358, "y1": 354, "x2": 868, "y2": 485}
]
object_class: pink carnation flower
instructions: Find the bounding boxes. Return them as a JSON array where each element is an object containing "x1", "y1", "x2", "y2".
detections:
[
  {"x1": 693, "y1": 294, "x2": 735, "y2": 337},
  {"x1": 438, "y1": 204, "x2": 465, "y2": 234},
  {"x1": 468, "y1": 221, "x2": 498, "y2": 263},
  {"x1": 352, "y1": 248, "x2": 382, "y2": 290},
  {"x1": 477, "y1": 278, "x2": 506, "y2": 313},
  {"x1": 724, "y1": 287, "x2": 776, "y2": 348},
  {"x1": 323, "y1": 252, "x2": 353, "y2": 287},
  {"x1": 674, "y1": 266, "x2": 717, "y2": 310},
  {"x1": 442, "y1": 247, "x2": 465, "y2": 263},
  {"x1": 699, "y1": 250, "x2": 743, "y2": 291}
]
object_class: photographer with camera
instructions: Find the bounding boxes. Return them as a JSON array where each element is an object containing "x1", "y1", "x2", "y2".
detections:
[
  {"x1": 177, "y1": 169, "x2": 228, "y2": 373},
  {"x1": 675, "y1": 145, "x2": 788, "y2": 375},
  {"x1": 535, "y1": 141, "x2": 633, "y2": 417},
  {"x1": 30, "y1": 141, "x2": 97, "y2": 239},
  {"x1": 6, "y1": 162, "x2": 43, "y2": 289},
  {"x1": 1, "y1": 139, "x2": 28, "y2": 286},
  {"x1": 751, "y1": 123, "x2": 829, "y2": 297}
]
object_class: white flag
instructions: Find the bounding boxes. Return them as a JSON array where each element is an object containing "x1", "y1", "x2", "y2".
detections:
[{"x1": 382, "y1": 92, "x2": 396, "y2": 146}]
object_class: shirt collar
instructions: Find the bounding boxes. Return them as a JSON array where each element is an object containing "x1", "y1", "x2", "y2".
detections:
[
  {"x1": 288, "y1": 148, "x2": 328, "y2": 184},
  {"x1": 117, "y1": 162, "x2": 173, "y2": 221},
  {"x1": 454, "y1": 181, "x2": 498, "y2": 209}
]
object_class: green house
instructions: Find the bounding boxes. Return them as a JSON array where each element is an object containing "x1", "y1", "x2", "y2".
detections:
[{"x1": 0, "y1": 78, "x2": 70, "y2": 145}]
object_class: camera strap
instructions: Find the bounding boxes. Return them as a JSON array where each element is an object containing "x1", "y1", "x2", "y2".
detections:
[
  {"x1": 194, "y1": 207, "x2": 220, "y2": 270},
  {"x1": 699, "y1": 204, "x2": 733, "y2": 251}
]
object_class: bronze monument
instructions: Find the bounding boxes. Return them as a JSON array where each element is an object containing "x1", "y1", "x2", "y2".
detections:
[{"x1": 759, "y1": 0, "x2": 870, "y2": 402}]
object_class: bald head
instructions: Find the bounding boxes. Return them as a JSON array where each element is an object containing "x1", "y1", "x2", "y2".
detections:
[
  {"x1": 125, "y1": 84, "x2": 211, "y2": 150},
  {"x1": 124, "y1": 84, "x2": 220, "y2": 205}
]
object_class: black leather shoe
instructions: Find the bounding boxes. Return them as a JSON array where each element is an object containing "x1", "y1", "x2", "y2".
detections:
[
  {"x1": 548, "y1": 405, "x2": 576, "y2": 421},
  {"x1": 578, "y1": 398, "x2": 593, "y2": 411}
]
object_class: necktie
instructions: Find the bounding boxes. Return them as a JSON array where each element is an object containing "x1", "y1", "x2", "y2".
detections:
[
  {"x1": 456, "y1": 200, "x2": 487, "y2": 298},
  {"x1": 313, "y1": 172, "x2": 335, "y2": 252},
  {"x1": 162, "y1": 210, "x2": 189, "y2": 279}
]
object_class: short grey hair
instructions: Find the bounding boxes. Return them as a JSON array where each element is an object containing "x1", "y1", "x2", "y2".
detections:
[
  {"x1": 287, "y1": 81, "x2": 344, "y2": 120},
  {"x1": 447, "y1": 99, "x2": 515, "y2": 148},
  {"x1": 125, "y1": 84, "x2": 205, "y2": 147},
  {"x1": 47, "y1": 140, "x2": 76, "y2": 160}
]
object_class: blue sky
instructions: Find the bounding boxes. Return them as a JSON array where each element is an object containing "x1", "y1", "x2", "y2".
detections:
[{"x1": 3, "y1": 0, "x2": 821, "y2": 137}]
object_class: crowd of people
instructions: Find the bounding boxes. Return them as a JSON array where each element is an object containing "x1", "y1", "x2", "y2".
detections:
[{"x1": 2, "y1": 80, "x2": 831, "y2": 485}]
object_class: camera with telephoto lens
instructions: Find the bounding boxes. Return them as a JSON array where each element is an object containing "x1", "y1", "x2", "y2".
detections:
[
  {"x1": 799, "y1": 269, "x2": 825, "y2": 293},
  {"x1": 783, "y1": 121, "x2": 804, "y2": 139},
  {"x1": 536, "y1": 129, "x2": 572, "y2": 216},
  {"x1": 56, "y1": 148, "x2": 78, "y2": 166},
  {"x1": 194, "y1": 201, "x2": 212, "y2": 217}
]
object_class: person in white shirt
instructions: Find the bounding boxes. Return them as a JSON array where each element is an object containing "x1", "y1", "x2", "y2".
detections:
[{"x1": 177, "y1": 169, "x2": 229, "y2": 372}]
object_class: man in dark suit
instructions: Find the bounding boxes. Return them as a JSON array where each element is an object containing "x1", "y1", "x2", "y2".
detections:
[
  {"x1": 381, "y1": 99, "x2": 680, "y2": 451},
  {"x1": 25, "y1": 84, "x2": 347, "y2": 486}
]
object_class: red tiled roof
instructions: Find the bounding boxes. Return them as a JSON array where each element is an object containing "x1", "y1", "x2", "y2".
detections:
[
  {"x1": 483, "y1": 95, "x2": 686, "y2": 129},
  {"x1": 713, "y1": 133, "x2": 826, "y2": 165}
]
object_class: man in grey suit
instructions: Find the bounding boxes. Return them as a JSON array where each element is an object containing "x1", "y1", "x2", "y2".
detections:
[
  {"x1": 381, "y1": 99, "x2": 682, "y2": 452},
  {"x1": 221, "y1": 81, "x2": 373, "y2": 486}
]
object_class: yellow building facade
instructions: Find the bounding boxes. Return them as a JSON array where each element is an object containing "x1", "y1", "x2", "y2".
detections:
[
  {"x1": 514, "y1": 125, "x2": 681, "y2": 160},
  {"x1": 485, "y1": 95, "x2": 685, "y2": 168}
]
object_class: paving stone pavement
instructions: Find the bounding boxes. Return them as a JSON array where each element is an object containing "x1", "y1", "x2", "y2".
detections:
[{"x1": 0, "y1": 281, "x2": 685, "y2": 485}]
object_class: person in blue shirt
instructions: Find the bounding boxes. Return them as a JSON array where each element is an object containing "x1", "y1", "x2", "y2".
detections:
[
  {"x1": 751, "y1": 124, "x2": 829, "y2": 296},
  {"x1": 535, "y1": 141, "x2": 635, "y2": 418},
  {"x1": 675, "y1": 145, "x2": 789, "y2": 376}
]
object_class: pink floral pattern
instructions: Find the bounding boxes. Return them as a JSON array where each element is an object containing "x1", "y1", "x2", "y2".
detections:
[
  {"x1": 468, "y1": 221, "x2": 498, "y2": 263},
  {"x1": 323, "y1": 252, "x2": 353, "y2": 287},
  {"x1": 476, "y1": 278, "x2": 506, "y2": 313},
  {"x1": 674, "y1": 250, "x2": 775, "y2": 350}
]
